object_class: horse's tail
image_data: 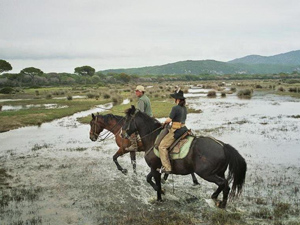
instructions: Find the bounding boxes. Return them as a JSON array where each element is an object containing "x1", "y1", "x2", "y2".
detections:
[{"x1": 223, "y1": 143, "x2": 247, "y2": 198}]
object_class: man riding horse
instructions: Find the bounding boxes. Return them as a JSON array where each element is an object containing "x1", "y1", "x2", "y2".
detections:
[{"x1": 125, "y1": 85, "x2": 153, "y2": 152}]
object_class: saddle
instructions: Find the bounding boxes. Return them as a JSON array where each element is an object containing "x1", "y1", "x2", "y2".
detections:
[{"x1": 153, "y1": 128, "x2": 195, "y2": 160}]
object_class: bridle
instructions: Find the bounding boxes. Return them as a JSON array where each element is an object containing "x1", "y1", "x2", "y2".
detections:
[{"x1": 90, "y1": 116, "x2": 125, "y2": 142}]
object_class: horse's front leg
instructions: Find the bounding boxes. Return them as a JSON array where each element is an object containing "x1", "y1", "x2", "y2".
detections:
[
  {"x1": 130, "y1": 151, "x2": 137, "y2": 174},
  {"x1": 113, "y1": 148, "x2": 128, "y2": 175},
  {"x1": 151, "y1": 169, "x2": 162, "y2": 201},
  {"x1": 146, "y1": 171, "x2": 158, "y2": 191}
]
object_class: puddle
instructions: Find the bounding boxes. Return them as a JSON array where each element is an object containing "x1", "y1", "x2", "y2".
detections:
[
  {"x1": 121, "y1": 98, "x2": 130, "y2": 105},
  {"x1": 53, "y1": 95, "x2": 87, "y2": 100}
]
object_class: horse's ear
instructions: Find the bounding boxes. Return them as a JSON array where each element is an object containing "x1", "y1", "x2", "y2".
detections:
[
  {"x1": 131, "y1": 105, "x2": 136, "y2": 114},
  {"x1": 92, "y1": 113, "x2": 95, "y2": 119}
]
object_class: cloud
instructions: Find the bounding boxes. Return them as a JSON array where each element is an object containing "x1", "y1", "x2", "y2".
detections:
[{"x1": 1, "y1": 0, "x2": 300, "y2": 73}]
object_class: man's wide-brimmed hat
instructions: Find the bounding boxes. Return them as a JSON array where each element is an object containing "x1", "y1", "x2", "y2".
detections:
[
  {"x1": 170, "y1": 90, "x2": 185, "y2": 100},
  {"x1": 135, "y1": 85, "x2": 145, "y2": 92}
]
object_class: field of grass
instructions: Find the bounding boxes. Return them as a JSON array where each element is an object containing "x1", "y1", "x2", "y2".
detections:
[
  {"x1": 0, "y1": 99, "x2": 108, "y2": 132},
  {"x1": 1, "y1": 79, "x2": 300, "y2": 132}
]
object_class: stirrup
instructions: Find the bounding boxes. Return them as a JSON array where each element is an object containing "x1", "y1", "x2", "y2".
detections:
[{"x1": 157, "y1": 167, "x2": 172, "y2": 175}]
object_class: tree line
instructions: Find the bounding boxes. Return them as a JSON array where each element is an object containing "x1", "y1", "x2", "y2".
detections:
[
  {"x1": 1, "y1": 59, "x2": 300, "y2": 88},
  {"x1": 0, "y1": 59, "x2": 139, "y2": 87}
]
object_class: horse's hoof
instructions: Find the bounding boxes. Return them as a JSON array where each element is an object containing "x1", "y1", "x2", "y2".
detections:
[
  {"x1": 193, "y1": 182, "x2": 200, "y2": 186},
  {"x1": 121, "y1": 169, "x2": 128, "y2": 175},
  {"x1": 218, "y1": 202, "x2": 226, "y2": 209},
  {"x1": 213, "y1": 199, "x2": 225, "y2": 208}
]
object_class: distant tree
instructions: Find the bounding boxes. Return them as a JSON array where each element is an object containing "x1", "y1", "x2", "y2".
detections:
[
  {"x1": 74, "y1": 66, "x2": 95, "y2": 85},
  {"x1": 91, "y1": 75, "x2": 101, "y2": 83},
  {"x1": 7, "y1": 73, "x2": 24, "y2": 87},
  {"x1": 20, "y1": 67, "x2": 43, "y2": 84},
  {"x1": 0, "y1": 59, "x2": 13, "y2": 74},
  {"x1": 114, "y1": 73, "x2": 131, "y2": 83},
  {"x1": 47, "y1": 72, "x2": 61, "y2": 84}
]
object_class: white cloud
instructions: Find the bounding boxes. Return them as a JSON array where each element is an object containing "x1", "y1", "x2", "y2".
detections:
[{"x1": 1, "y1": 0, "x2": 300, "y2": 73}]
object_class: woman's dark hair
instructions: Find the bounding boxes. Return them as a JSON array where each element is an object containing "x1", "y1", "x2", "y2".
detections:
[{"x1": 178, "y1": 99, "x2": 186, "y2": 106}]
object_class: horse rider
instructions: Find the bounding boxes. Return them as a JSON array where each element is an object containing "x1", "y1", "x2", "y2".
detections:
[
  {"x1": 125, "y1": 85, "x2": 153, "y2": 151},
  {"x1": 159, "y1": 90, "x2": 187, "y2": 174}
]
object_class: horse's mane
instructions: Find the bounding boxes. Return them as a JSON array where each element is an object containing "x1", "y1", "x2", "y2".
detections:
[
  {"x1": 98, "y1": 114, "x2": 124, "y2": 124},
  {"x1": 136, "y1": 111, "x2": 161, "y2": 128}
]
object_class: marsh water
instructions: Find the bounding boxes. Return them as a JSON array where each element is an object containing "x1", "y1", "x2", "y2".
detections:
[{"x1": 1, "y1": 89, "x2": 300, "y2": 224}]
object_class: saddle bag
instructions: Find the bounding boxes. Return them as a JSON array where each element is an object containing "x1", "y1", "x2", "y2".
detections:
[{"x1": 174, "y1": 126, "x2": 188, "y2": 139}]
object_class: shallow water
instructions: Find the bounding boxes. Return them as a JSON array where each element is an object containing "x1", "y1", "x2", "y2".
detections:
[
  {"x1": 1, "y1": 104, "x2": 69, "y2": 111},
  {"x1": 1, "y1": 89, "x2": 300, "y2": 224},
  {"x1": 187, "y1": 91, "x2": 300, "y2": 166}
]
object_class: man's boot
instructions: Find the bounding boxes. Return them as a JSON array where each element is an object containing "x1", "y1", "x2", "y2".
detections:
[{"x1": 125, "y1": 135, "x2": 138, "y2": 151}]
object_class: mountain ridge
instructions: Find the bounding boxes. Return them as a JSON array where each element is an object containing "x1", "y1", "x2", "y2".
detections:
[
  {"x1": 228, "y1": 50, "x2": 300, "y2": 65},
  {"x1": 101, "y1": 50, "x2": 300, "y2": 75}
]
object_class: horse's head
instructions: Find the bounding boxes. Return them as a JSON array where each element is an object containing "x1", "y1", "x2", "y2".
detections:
[
  {"x1": 89, "y1": 113, "x2": 104, "y2": 141},
  {"x1": 121, "y1": 105, "x2": 138, "y2": 139}
]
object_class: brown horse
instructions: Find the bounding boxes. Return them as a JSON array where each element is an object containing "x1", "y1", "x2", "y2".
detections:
[
  {"x1": 122, "y1": 106, "x2": 247, "y2": 208},
  {"x1": 89, "y1": 113, "x2": 200, "y2": 185},
  {"x1": 89, "y1": 113, "x2": 137, "y2": 174}
]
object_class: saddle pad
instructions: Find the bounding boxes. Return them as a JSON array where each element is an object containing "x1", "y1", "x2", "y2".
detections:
[{"x1": 154, "y1": 136, "x2": 195, "y2": 160}]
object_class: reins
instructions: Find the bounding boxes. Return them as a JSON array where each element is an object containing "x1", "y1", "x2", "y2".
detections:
[{"x1": 93, "y1": 116, "x2": 125, "y2": 142}]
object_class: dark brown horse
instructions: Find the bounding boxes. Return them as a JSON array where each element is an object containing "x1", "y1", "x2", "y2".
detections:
[
  {"x1": 122, "y1": 106, "x2": 247, "y2": 208},
  {"x1": 89, "y1": 113, "x2": 200, "y2": 185}
]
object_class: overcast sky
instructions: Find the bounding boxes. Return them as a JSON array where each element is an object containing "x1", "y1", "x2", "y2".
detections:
[{"x1": 1, "y1": 0, "x2": 300, "y2": 73}]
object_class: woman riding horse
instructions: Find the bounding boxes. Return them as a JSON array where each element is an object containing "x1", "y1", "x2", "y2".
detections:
[
  {"x1": 159, "y1": 90, "x2": 187, "y2": 174},
  {"x1": 122, "y1": 105, "x2": 247, "y2": 208}
]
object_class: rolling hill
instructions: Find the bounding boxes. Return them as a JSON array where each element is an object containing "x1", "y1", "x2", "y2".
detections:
[{"x1": 101, "y1": 50, "x2": 300, "y2": 75}]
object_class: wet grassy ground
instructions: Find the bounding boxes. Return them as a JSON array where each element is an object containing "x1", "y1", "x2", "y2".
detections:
[
  {"x1": 1, "y1": 145, "x2": 300, "y2": 225},
  {"x1": 1, "y1": 81, "x2": 300, "y2": 224}
]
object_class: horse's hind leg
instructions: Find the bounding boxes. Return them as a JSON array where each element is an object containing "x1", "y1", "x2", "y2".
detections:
[
  {"x1": 211, "y1": 173, "x2": 226, "y2": 200},
  {"x1": 130, "y1": 151, "x2": 137, "y2": 174},
  {"x1": 198, "y1": 173, "x2": 229, "y2": 208},
  {"x1": 191, "y1": 173, "x2": 200, "y2": 185}
]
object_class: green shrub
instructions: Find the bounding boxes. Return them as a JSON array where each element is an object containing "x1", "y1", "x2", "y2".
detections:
[
  {"x1": 67, "y1": 95, "x2": 73, "y2": 100},
  {"x1": 289, "y1": 87, "x2": 299, "y2": 93},
  {"x1": 0, "y1": 87, "x2": 14, "y2": 94},
  {"x1": 103, "y1": 93, "x2": 110, "y2": 99},
  {"x1": 46, "y1": 94, "x2": 52, "y2": 99},
  {"x1": 207, "y1": 90, "x2": 216, "y2": 97},
  {"x1": 87, "y1": 93, "x2": 95, "y2": 98},
  {"x1": 237, "y1": 89, "x2": 252, "y2": 98}
]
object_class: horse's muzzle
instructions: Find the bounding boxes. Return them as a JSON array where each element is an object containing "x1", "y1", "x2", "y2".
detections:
[{"x1": 90, "y1": 134, "x2": 97, "y2": 142}]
